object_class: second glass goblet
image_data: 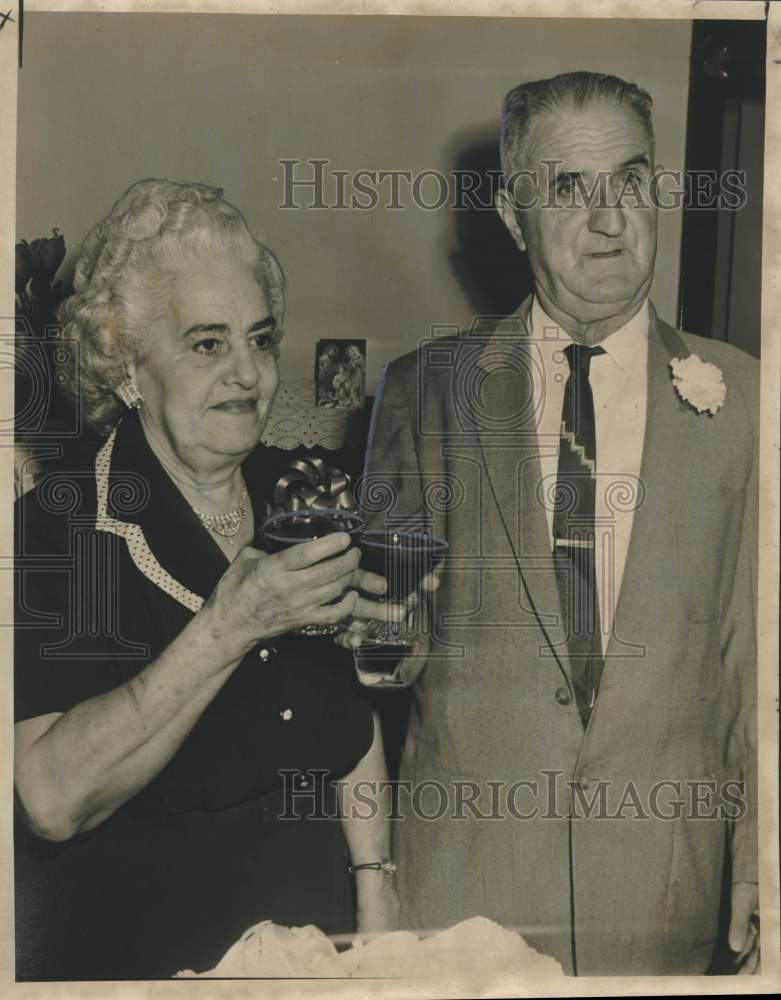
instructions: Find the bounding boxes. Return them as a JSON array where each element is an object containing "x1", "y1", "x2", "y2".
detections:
[{"x1": 357, "y1": 529, "x2": 448, "y2": 647}]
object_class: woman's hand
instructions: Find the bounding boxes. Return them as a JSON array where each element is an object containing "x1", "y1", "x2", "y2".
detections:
[{"x1": 198, "y1": 532, "x2": 362, "y2": 664}]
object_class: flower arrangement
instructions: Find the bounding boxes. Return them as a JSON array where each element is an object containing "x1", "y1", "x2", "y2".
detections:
[
  {"x1": 670, "y1": 355, "x2": 726, "y2": 415},
  {"x1": 14, "y1": 230, "x2": 73, "y2": 494},
  {"x1": 16, "y1": 229, "x2": 68, "y2": 327}
]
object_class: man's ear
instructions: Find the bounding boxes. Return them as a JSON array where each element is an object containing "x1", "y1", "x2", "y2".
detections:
[{"x1": 495, "y1": 187, "x2": 526, "y2": 252}]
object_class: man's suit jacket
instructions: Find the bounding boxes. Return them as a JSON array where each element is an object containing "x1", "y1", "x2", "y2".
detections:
[{"x1": 361, "y1": 296, "x2": 758, "y2": 975}]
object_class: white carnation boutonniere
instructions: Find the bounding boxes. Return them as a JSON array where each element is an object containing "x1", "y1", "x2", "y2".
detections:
[{"x1": 669, "y1": 354, "x2": 726, "y2": 415}]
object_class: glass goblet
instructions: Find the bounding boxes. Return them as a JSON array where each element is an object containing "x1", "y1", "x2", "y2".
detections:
[
  {"x1": 356, "y1": 529, "x2": 448, "y2": 647},
  {"x1": 260, "y1": 509, "x2": 365, "y2": 637}
]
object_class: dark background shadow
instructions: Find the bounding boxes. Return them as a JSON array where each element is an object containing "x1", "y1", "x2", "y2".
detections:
[{"x1": 446, "y1": 128, "x2": 533, "y2": 320}]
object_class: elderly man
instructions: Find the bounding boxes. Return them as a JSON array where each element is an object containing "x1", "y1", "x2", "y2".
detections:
[{"x1": 348, "y1": 71, "x2": 759, "y2": 976}]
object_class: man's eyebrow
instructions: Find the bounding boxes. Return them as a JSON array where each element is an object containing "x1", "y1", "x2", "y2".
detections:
[
  {"x1": 550, "y1": 154, "x2": 651, "y2": 189},
  {"x1": 615, "y1": 154, "x2": 651, "y2": 172},
  {"x1": 551, "y1": 170, "x2": 581, "y2": 190}
]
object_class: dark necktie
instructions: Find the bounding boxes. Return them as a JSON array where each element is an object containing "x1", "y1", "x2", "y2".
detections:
[{"x1": 553, "y1": 343, "x2": 606, "y2": 728}]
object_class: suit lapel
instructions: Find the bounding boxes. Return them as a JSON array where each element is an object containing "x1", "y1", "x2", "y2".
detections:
[
  {"x1": 471, "y1": 299, "x2": 696, "y2": 690},
  {"x1": 604, "y1": 307, "x2": 694, "y2": 665},
  {"x1": 471, "y1": 296, "x2": 572, "y2": 686}
]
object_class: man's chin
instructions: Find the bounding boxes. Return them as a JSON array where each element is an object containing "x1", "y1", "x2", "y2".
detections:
[{"x1": 564, "y1": 276, "x2": 649, "y2": 313}]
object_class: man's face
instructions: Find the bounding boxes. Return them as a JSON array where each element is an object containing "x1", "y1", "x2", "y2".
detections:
[{"x1": 497, "y1": 100, "x2": 657, "y2": 329}]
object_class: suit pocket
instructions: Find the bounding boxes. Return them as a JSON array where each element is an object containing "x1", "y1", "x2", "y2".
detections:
[
  {"x1": 675, "y1": 522, "x2": 720, "y2": 622},
  {"x1": 664, "y1": 804, "x2": 726, "y2": 957}
]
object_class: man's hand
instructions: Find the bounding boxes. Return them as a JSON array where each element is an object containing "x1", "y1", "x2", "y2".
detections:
[
  {"x1": 335, "y1": 568, "x2": 441, "y2": 651},
  {"x1": 729, "y1": 881, "x2": 760, "y2": 975}
]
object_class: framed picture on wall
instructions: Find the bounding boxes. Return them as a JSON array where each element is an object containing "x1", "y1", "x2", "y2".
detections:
[{"x1": 315, "y1": 339, "x2": 366, "y2": 409}]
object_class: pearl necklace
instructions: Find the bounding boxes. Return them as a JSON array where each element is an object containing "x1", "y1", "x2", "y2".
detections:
[{"x1": 192, "y1": 486, "x2": 249, "y2": 543}]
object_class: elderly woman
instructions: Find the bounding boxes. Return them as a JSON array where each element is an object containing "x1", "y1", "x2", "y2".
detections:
[{"x1": 13, "y1": 180, "x2": 399, "y2": 980}]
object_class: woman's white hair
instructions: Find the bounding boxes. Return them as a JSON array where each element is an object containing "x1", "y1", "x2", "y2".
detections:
[{"x1": 58, "y1": 178, "x2": 286, "y2": 436}]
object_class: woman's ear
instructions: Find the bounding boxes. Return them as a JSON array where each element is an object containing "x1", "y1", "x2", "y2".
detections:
[{"x1": 495, "y1": 188, "x2": 527, "y2": 253}]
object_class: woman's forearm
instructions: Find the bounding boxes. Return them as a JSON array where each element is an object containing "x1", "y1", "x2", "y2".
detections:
[
  {"x1": 15, "y1": 536, "x2": 364, "y2": 843},
  {"x1": 338, "y1": 713, "x2": 400, "y2": 933},
  {"x1": 338, "y1": 713, "x2": 391, "y2": 862},
  {"x1": 14, "y1": 612, "x2": 241, "y2": 841}
]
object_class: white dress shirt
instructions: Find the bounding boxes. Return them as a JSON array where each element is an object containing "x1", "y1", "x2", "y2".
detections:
[{"x1": 529, "y1": 296, "x2": 649, "y2": 653}]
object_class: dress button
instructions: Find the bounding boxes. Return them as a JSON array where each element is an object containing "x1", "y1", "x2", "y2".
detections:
[
  {"x1": 258, "y1": 647, "x2": 270, "y2": 661},
  {"x1": 555, "y1": 686, "x2": 572, "y2": 705},
  {"x1": 280, "y1": 708, "x2": 293, "y2": 722}
]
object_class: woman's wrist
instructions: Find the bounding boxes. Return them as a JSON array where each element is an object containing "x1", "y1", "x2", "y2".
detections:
[
  {"x1": 349, "y1": 858, "x2": 397, "y2": 899},
  {"x1": 182, "y1": 609, "x2": 250, "y2": 675}
]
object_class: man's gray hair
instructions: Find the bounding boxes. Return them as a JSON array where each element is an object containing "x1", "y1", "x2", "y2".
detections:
[{"x1": 500, "y1": 70, "x2": 655, "y2": 178}]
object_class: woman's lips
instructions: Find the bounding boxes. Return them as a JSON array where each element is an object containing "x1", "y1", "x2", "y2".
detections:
[{"x1": 212, "y1": 399, "x2": 259, "y2": 414}]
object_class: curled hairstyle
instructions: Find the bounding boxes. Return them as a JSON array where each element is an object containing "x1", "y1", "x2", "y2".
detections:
[
  {"x1": 500, "y1": 71, "x2": 655, "y2": 179},
  {"x1": 58, "y1": 178, "x2": 286, "y2": 436}
]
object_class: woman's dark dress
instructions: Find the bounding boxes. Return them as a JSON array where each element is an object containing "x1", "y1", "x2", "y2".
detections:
[{"x1": 14, "y1": 412, "x2": 373, "y2": 980}]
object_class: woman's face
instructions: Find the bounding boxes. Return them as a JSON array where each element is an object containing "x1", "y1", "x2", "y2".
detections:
[{"x1": 129, "y1": 262, "x2": 280, "y2": 473}]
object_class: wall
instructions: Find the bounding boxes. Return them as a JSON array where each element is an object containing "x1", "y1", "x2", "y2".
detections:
[
  {"x1": 17, "y1": 13, "x2": 692, "y2": 393},
  {"x1": 712, "y1": 95, "x2": 764, "y2": 359}
]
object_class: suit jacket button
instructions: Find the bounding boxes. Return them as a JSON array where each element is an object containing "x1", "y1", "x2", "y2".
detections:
[
  {"x1": 555, "y1": 686, "x2": 572, "y2": 705},
  {"x1": 280, "y1": 708, "x2": 293, "y2": 722}
]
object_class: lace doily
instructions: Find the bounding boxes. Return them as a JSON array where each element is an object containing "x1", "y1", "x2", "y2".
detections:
[{"x1": 261, "y1": 378, "x2": 366, "y2": 450}]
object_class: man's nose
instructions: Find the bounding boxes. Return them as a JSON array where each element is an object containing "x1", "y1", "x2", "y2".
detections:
[{"x1": 587, "y1": 205, "x2": 626, "y2": 238}]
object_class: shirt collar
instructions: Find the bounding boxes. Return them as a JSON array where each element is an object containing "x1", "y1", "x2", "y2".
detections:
[{"x1": 530, "y1": 296, "x2": 650, "y2": 375}]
